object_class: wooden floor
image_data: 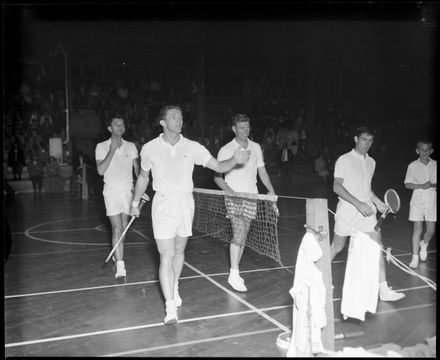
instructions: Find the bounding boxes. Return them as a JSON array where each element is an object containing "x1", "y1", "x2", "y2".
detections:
[{"x1": 4, "y1": 171, "x2": 437, "y2": 357}]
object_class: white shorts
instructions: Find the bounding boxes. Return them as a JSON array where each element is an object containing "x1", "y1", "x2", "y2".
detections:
[
  {"x1": 103, "y1": 185, "x2": 133, "y2": 217},
  {"x1": 152, "y1": 192, "x2": 194, "y2": 239},
  {"x1": 334, "y1": 200, "x2": 378, "y2": 237},
  {"x1": 409, "y1": 202, "x2": 436, "y2": 222}
]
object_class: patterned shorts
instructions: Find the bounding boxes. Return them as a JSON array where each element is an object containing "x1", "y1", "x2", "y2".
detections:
[{"x1": 225, "y1": 196, "x2": 257, "y2": 220}]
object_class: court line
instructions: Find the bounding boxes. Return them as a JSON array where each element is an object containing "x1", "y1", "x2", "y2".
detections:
[
  {"x1": 5, "y1": 307, "x2": 286, "y2": 348},
  {"x1": 6, "y1": 261, "x2": 435, "y2": 299},
  {"x1": 4, "y1": 266, "x2": 295, "y2": 299},
  {"x1": 6, "y1": 301, "x2": 435, "y2": 350},
  {"x1": 133, "y1": 220, "x2": 291, "y2": 332},
  {"x1": 103, "y1": 303, "x2": 439, "y2": 357},
  {"x1": 102, "y1": 328, "x2": 282, "y2": 357},
  {"x1": 185, "y1": 261, "x2": 294, "y2": 333}
]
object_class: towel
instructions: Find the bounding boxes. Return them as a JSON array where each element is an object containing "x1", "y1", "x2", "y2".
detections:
[{"x1": 341, "y1": 231, "x2": 381, "y2": 321}]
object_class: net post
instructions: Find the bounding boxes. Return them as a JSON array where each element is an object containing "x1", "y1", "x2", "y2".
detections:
[{"x1": 306, "y1": 198, "x2": 335, "y2": 351}]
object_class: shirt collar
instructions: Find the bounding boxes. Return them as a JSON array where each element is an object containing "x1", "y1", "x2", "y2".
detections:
[
  {"x1": 350, "y1": 148, "x2": 370, "y2": 160},
  {"x1": 159, "y1": 133, "x2": 183, "y2": 147},
  {"x1": 417, "y1": 157, "x2": 432, "y2": 165},
  {"x1": 107, "y1": 137, "x2": 125, "y2": 146},
  {"x1": 233, "y1": 138, "x2": 250, "y2": 150}
]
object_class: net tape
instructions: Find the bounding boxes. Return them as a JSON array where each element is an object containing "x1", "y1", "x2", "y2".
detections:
[{"x1": 193, "y1": 188, "x2": 282, "y2": 265}]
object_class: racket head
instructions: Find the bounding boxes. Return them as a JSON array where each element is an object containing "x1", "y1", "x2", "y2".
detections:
[{"x1": 384, "y1": 188, "x2": 400, "y2": 213}]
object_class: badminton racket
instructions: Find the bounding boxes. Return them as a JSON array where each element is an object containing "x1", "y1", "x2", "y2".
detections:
[
  {"x1": 104, "y1": 193, "x2": 150, "y2": 264},
  {"x1": 374, "y1": 188, "x2": 400, "y2": 232}
]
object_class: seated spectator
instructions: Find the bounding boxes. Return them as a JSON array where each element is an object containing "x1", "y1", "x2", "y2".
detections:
[
  {"x1": 39, "y1": 109, "x2": 53, "y2": 126},
  {"x1": 27, "y1": 154, "x2": 44, "y2": 194},
  {"x1": 314, "y1": 152, "x2": 330, "y2": 183},
  {"x1": 7, "y1": 142, "x2": 25, "y2": 181},
  {"x1": 40, "y1": 117, "x2": 55, "y2": 144},
  {"x1": 45, "y1": 156, "x2": 65, "y2": 193},
  {"x1": 36, "y1": 146, "x2": 50, "y2": 168}
]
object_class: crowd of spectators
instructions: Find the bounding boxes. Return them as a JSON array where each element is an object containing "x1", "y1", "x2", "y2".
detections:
[{"x1": 5, "y1": 63, "x2": 401, "y2": 195}]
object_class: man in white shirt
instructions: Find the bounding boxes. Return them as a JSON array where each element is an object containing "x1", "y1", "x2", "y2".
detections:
[
  {"x1": 96, "y1": 117, "x2": 140, "y2": 279},
  {"x1": 330, "y1": 126, "x2": 405, "y2": 302},
  {"x1": 130, "y1": 105, "x2": 250, "y2": 325},
  {"x1": 214, "y1": 114, "x2": 276, "y2": 292}
]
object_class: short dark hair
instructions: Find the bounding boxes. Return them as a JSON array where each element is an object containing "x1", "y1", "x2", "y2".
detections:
[
  {"x1": 354, "y1": 126, "x2": 374, "y2": 138},
  {"x1": 417, "y1": 138, "x2": 432, "y2": 148},
  {"x1": 107, "y1": 116, "x2": 124, "y2": 127},
  {"x1": 232, "y1": 113, "x2": 250, "y2": 126},
  {"x1": 157, "y1": 105, "x2": 182, "y2": 123}
]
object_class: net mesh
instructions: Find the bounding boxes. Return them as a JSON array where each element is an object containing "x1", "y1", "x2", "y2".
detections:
[{"x1": 193, "y1": 188, "x2": 282, "y2": 265}]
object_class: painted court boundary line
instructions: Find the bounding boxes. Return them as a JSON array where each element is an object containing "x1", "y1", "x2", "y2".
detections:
[
  {"x1": 102, "y1": 328, "x2": 282, "y2": 357},
  {"x1": 5, "y1": 301, "x2": 435, "y2": 350},
  {"x1": 6, "y1": 267, "x2": 434, "y2": 299},
  {"x1": 183, "y1": 261, "x2": 290, "y2": 333},
  {"x1": 102, "y1": 302, "x2": 438, "y2": 357},
  {"x1": 4, "y1": 265, "x2": 295, "y2": 299},
  {"x1": 5, "y1": 307, "x2": 287, "y2": 348}
]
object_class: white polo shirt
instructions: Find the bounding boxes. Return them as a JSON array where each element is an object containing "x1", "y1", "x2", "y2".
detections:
[
  {"x1": 217, "y1": 138, "x2": 265, "y2": 193},
  {"x1": 404, "y1": 158, "x2": 437, "y2": 206},
  {"x1": 140, "y1": 134, "x2": 212, "y2": 193},
  {"x1": 95, "y1": 138, "x2": 138, "y2": 190},
  {"x1": 334, "y1": 149, "x2": 375, "y2": 203}
]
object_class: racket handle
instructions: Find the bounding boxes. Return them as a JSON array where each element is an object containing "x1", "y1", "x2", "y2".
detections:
[
  {"x1": 374, "y1": 212, "x2": 388, "y2": 232},
  {"x1": 104, "y1": 193, "x2": 149, "y2": 264}
]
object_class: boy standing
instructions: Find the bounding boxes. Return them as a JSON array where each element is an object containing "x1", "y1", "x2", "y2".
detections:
[{"x1": 404, "y1": 139, "x2": 436, "y2": 268}]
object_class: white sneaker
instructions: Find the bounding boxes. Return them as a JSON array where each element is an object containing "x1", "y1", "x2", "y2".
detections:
[
  {"x1": 164, "y1": 303, "x2": 178, "y2": 325},
  {"x1": 419, "y1": 241, "x2": 428, "y2": 261},
  {"x1": 379, "y1": 286, "x2": 406, "y2": 302},
  {"x1": 115, "y1": 261, "x2": 126, "y2": 279},
  {"x1": 409, "y1": 255, "x2": 419, "y2": 269},
  {"x1": 174, "y1": 284, "x2": 182, "y2": 308},
  {"x1": 228, "y1": 272, "x2": 247, "y2": 292}
]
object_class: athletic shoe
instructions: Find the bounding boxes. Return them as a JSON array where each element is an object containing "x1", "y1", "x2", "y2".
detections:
[
  {"x1": 228, "y1": 272, "x2": 247, "y2": 292},
  {"x1": 409, "y1": 255, "x2": 419, "y2": 269},
  {"x1": 164, "y1": 303, "x2": 178, "y2": 325},
  {"x1": 419, "y1": 241, "x2": 428, "y2": 261},
  {"x1": 379, "y1": 286, "x2": 405, "y2": 302},
  {"x1": 174, "y1": 284, "x2": 182, "y2": 308},
  {"x1": 115, "y1": 261, "x2": 126, "y2": 279}
]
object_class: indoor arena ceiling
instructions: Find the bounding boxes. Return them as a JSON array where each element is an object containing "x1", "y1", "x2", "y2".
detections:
[{"x1": 5, "y1": 4, "x2": 438, "y2": 72}]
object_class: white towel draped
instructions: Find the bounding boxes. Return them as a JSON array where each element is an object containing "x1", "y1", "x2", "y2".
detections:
[{"x1": 341, "y1": 231, "x2": 381, "y2": 321}]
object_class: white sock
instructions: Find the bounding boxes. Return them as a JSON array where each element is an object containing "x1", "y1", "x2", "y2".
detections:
[
  {"x1": 116, "y1": 260, "x2": 125, "y2": 267},
  {"x1": 412, "y1": 254, "x2": 419, "y2": 261},
  {"x1": 230, "y1": 268, "x2": 239, "y2": 275},
  {"x1": 165, "y1": 299, "x2": 175, "y2": 309},
  {"x1": 379, "y1": 281, "x2": 388, "y2": 292}
]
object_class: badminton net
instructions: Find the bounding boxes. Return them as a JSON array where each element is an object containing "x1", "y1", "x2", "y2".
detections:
[{"x1": 193, "y1": 188, "x2": 282, "y2": 265}]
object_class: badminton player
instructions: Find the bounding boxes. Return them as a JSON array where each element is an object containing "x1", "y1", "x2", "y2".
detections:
[
  {"x1": 214, "y1": 113, "x2": 276, "y2": 292},
  {"x1": 404, "y1": 139, "x2": 436, "y2": 268},
  {"x1": 96, "y1": 117, "x2": 140, "y2": 279},
  {"x1": 330, "y1": 126, "x2": 405, "y2": 301},
  {"x1": 130, "y1": 105, "x2": 250, "y2": 324}
]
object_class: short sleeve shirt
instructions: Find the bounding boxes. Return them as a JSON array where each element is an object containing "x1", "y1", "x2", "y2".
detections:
[
  {"x1": 140, "y1": 134, "x2": 212, "y2": 193},
  {"x1": 95, "y1": 138, "x2": 138, "y2": 190},
  {"x1": 334, "y1": 149, "x2": 375, "y2": 203},
  {"x1": 404, "y1": 158, "x2": 437, "y2": 205},
  {"x1": 217, "y1": 138, "x2": 265, "y2": 193}
]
